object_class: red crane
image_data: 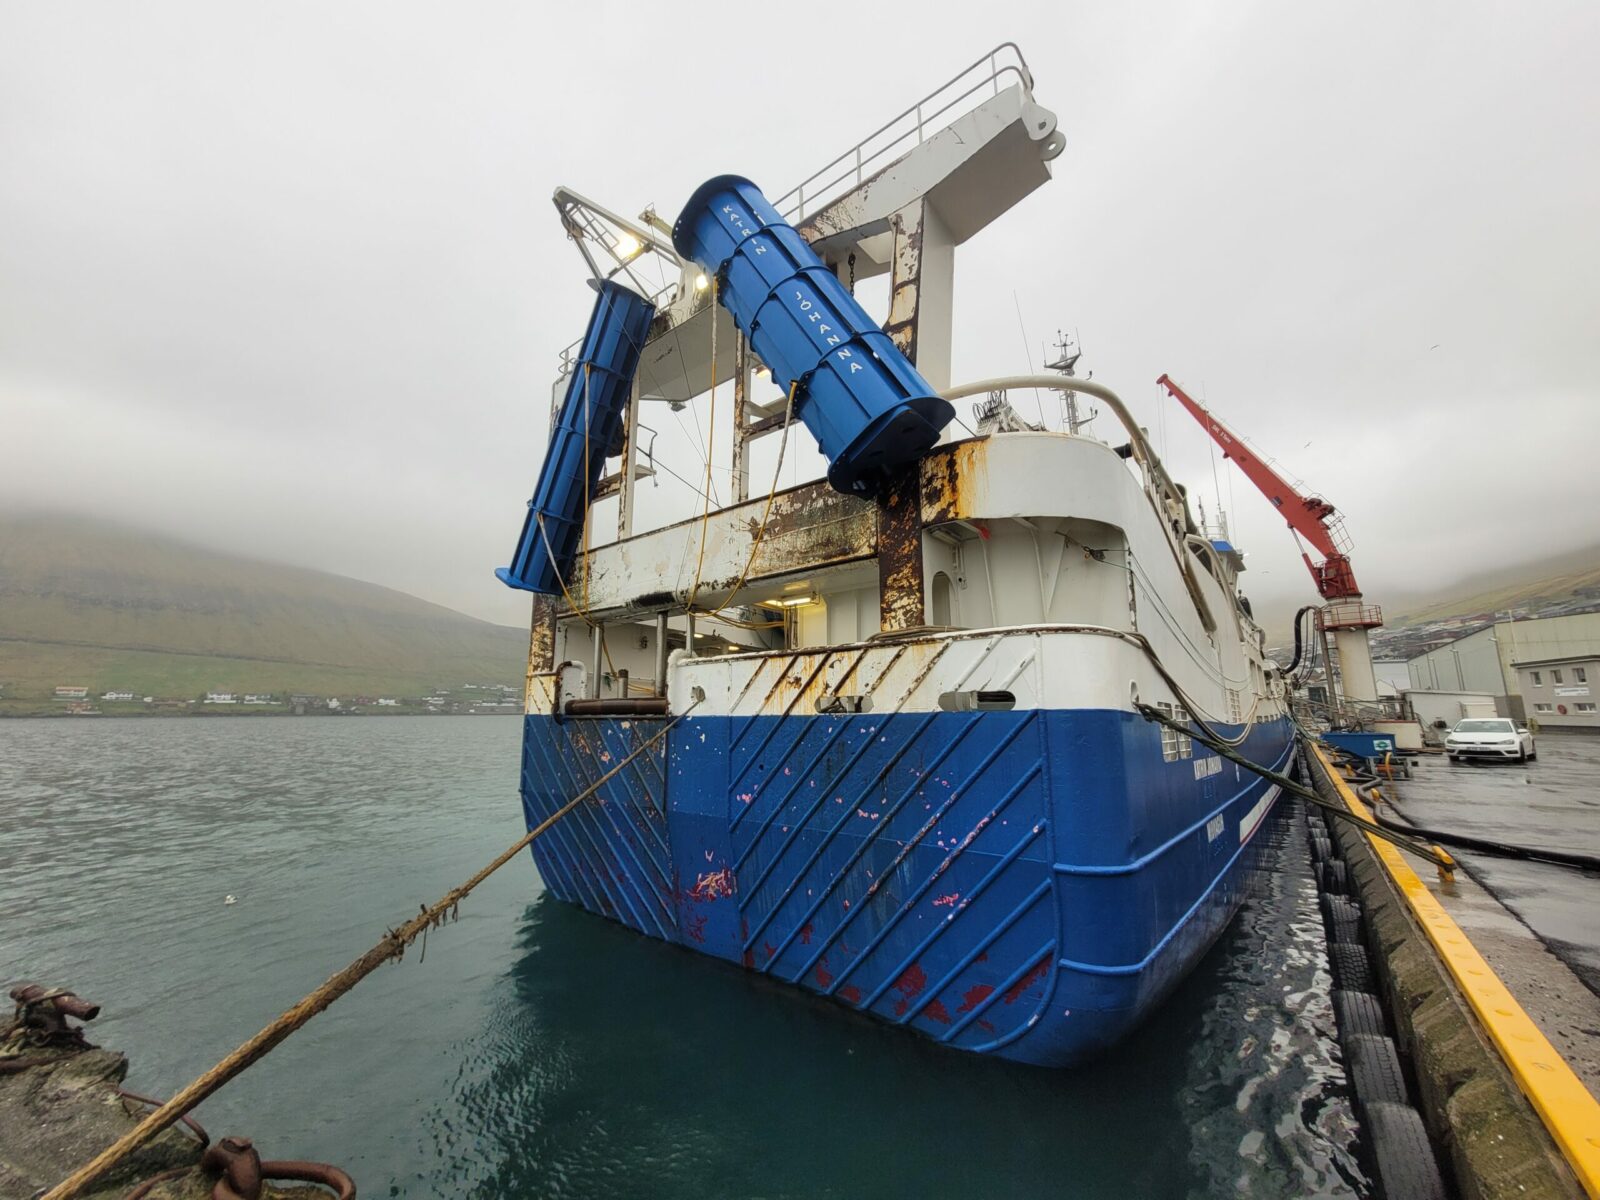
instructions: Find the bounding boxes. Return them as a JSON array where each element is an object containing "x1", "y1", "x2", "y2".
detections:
[{"x1": 1156, "y1": 375, "x2": 1373, "y2": 616}]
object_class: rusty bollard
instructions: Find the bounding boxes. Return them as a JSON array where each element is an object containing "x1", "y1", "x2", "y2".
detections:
[{"x1": 2, "y1": 983, "x2": 101, "y2": 1070}]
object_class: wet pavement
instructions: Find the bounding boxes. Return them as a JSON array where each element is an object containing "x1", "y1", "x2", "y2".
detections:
[{"x1": 1378, "y1": 732, "x2": 1600, "y2": 1091}]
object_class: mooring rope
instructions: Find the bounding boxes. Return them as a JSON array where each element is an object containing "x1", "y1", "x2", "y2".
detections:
[
  {"x1": 41, "y1": 704, "x2": 697, "y2": 1200},
  {"x1": 1134, "y1": 701, "x2": 1457, "y2": 876}
]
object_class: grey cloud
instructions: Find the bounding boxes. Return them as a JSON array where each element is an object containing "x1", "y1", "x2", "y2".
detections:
[{"x1": 3, "y1": 1, "x2": 1596, "y2": 629}]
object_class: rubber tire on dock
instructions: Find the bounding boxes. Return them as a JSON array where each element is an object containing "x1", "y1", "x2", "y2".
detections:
[
  {"x1": 1329, "y1": 942, "x2": 1376, "y2": 991},
  {"x1": 1327, "y1": 918, "x2": 1364, "y2": 947},
  {"x1": 1316, "y1": 860, "x2": 1350, "y2": 895},
  {"x1": 1345, "y1": 1033, "x2": 1411, "y2": 1112},
  {"x1": 1363, "y1": 1101, "x2": 1448, "y2": 1200},
  {"x1": 1322, "y1": 894, "x2": 1362, "y2": 926},
  {"x1": 1333, "y1": 990, "x2": 1388, "y2": 1040},
  {"x1": 1311, "y1": 832, "x2": 1335, "y2": 863}
]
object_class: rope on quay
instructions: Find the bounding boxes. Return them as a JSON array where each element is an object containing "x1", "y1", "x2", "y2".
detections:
[
  {"x1": 1325, "y1": 749, "x2": 1600, "y2": 875},
  {"x1": 1134, "y1": 702, "x2": 1459, "y2": 880},
  {"x1": 41, "y1": 703, "x2": 698, "y2": 1200}
]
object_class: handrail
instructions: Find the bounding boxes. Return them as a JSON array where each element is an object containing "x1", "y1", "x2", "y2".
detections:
[
  {"x1": 940, "y1": 374, "x2": 1217, "y2": 633},
  {"x1": 775, "y1": 42, "x2": 1035, "y2": 222},
  {"x1": 938, "y1": 375, "x2": 1173, "y2": 511}
]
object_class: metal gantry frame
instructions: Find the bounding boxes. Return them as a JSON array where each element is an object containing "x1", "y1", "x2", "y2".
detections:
[
  {"x1": 774, "y1": 42, "x2": 1041, "y2": 222},
  {"x1": 535, "y1": 41, "x2": 1066, "y2": 668}
]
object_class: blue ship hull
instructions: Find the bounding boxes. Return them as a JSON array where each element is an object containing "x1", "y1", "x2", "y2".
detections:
[{"x1": 518, "y1": 708, "x2": 1295, "y2": 1067}]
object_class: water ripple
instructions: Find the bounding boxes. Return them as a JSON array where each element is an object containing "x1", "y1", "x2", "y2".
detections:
[{"x1": 2, "y1": 720, "x2": 1365, "y2": 1198}]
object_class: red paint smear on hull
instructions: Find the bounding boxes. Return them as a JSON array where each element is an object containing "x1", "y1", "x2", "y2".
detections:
[
  {"x1": 1004, "y1": 957, "x2": 1050, "y2": 1004},
  {"x1": 956, "y1": 984, "x2": 994, "y2": 1014}
]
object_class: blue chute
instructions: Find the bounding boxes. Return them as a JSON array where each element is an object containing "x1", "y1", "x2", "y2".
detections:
[
  {"x1": 674, "y1": 175, "x2": 952, "y2": 496},
  {"x1": 497, "y1": 281, "x2": 656, "y2": 594}
]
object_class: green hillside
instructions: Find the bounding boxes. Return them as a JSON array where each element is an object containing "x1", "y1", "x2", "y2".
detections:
[
  {"x1": 0, "y1": 512, "x2": 526, "y2": 708},
  {"x1": 1384, "y1": 543, "x2": 1600, "y2": 625}
]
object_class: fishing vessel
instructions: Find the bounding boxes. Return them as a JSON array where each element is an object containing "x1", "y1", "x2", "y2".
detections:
[{"x1": 496, "y1": 45, "x2": 1292, "y2": 1067}]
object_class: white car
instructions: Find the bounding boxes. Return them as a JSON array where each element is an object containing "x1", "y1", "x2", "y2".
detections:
[{"x1": 1445, "y1": 717, "x2": 1537, "y2": 764}]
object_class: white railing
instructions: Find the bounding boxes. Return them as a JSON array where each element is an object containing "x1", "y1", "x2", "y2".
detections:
[
  {"x1": 551, "y1": 42, "x2": 1037, "y2": 381},
  {"x1": 774, "y1": 42, "x2": 1036, "y2": 222}
]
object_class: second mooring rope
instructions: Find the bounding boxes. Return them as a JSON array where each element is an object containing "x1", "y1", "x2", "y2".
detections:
[{"x1": 41, "y1": 704, "x2": 697, "y2": 1200}]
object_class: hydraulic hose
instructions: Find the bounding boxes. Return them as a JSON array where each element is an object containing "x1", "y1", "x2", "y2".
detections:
[
  {"x1": 1285, "y1": 605, "x2": 1319, "y2": 678},
  {"x1": 1326, "y1": 750, "x2": 1600, "y2": 874},
  {"x1": 1135, "y1": 702, "x2": 1457, "y2": 873}
]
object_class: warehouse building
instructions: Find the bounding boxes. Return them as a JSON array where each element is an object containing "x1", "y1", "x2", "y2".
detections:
[{"x1": 1405, "y1": 610, "x2": 1600, "y2": 722}]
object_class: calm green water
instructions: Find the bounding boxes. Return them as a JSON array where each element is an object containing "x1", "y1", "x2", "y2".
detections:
[{"x1": 1, "y1": 717, "x2": 1367, "y2": 1197}]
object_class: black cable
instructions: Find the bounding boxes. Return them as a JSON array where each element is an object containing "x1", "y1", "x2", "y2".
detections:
[
  {"x1": 1285, "y1": 605, "x2": 1319, "y2": 678},
  {"x1": 1324, "y1": 750, "x2": 1600, "y2": 874},
  {"x1": 1134, "y1": 702, "x2": 1454, "y2": 869}
]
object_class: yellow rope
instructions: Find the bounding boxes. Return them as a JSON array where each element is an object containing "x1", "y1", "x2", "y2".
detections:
[
  {"x1": 701, "y1": 378, "x2": 800, "y2": 618},
  {"x1": 38, "y1": 707, "x2": 697, "y2": 1200}
]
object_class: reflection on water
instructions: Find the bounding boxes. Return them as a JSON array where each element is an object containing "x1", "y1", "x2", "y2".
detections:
[{"x1": 1, "y1": 718, "x2": 1365, "y2": 1198}]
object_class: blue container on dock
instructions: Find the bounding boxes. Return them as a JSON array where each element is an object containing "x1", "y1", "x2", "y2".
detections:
[
  {"x1": 672, "y1": 175, "x2": 954, "y2": 497},
  {"x1": 496, "y1": 281, "x2": 656, "y2": 594},
  {"x1": 1320, "y1": 731, "x2": 1399, "y2": 760}
]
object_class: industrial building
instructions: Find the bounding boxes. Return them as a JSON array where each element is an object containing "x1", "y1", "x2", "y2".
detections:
[
  {"x1": 1405, "y1": 610, "x2": 1600, "y2": 721},
  {"x1": 1512, "y1": 654, "x2": 1599, "y2": 730}
]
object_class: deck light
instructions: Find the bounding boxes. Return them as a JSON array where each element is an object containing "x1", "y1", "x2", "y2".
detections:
[
  {"x1": 614, "y1": 233, "x2": 641, "y2": 261},
  {"x1": 695, "y1": 273, "x2": 710, "y2": 292},
  {"x1": 759, "y1": 593, "x2": 819, "y2": 609}
]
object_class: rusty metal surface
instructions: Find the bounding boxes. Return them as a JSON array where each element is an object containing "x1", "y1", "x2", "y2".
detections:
[
  {"x1": 718, "y1": 483, "x2": 876, "y2": 594},
  {"x1": 876, "y1": 463, "x2": 925, "y2": 632},
  {"x1": 526, "y1": 673, "x2": 559, "y2": 716},
  {"x1": 732, "y1": 334, "x2": 751, "y2": 505},
  {"x1": 529, "y1": 596, "x2": 558, "y2": 668},
  {"x1": 5, "y1": 983, "x2": 99, "y2": 1054},
  {"x1": 563, "y1": 697, "x2": 669, "y2": 717},
  {"x1": 918, "y1": 439, "x2": 984, "y2": 524},
  {"x1": 199, "y1": 1136, "x2": 357, "y2": 1200},
  {"x1": 250, "y1": 1159, "x2": 356, "y2": 1200},
  {"x1": 572, "y1": 479, "x2": 876, "y2": 615},
  {"x1": 884, "y1": 201, "x2": 925, "y2": 364}
]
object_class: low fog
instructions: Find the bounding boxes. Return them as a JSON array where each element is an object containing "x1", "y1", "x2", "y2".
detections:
[{"x1": 3, "y1": 1, "x2": 1597, "y2": 628}]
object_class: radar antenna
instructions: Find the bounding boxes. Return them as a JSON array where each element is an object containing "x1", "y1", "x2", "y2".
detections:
[{"x1": 1045, "y1": 330, "x2": 1096, "y2": 433}]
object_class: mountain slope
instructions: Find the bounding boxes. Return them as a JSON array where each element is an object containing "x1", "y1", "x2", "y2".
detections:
[
  {"x1": 0, "y1": 512, "x2": 525, "y2": 699},
  {"x1": 1384, "y1": 542, "x2": 1600, "y2": 625}
]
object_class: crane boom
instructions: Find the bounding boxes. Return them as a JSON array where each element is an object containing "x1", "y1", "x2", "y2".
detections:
[{"x1": 1156, "y1": 374, "x2": 1362, "y2": 602}]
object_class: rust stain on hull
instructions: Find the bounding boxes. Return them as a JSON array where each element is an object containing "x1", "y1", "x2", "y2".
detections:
[
  {"x1": 919, "y1": 440, "x2": 986, "y2": 525},
  {"x1": 877, "y1": 463, "x2": 925, "y2": 632}
]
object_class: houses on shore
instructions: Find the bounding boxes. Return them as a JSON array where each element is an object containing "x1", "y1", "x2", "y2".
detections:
[{"x1": 28, "y1": 682, "x2": 523, "y2": 716}]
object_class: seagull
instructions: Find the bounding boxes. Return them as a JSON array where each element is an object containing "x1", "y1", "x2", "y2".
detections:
[{"x1": 224, "y1": 894, "x2": 237, "y2": 906}]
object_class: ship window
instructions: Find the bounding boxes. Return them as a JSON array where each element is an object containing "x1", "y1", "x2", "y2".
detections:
[
  {"x1": 931, "y1": 571, "x2": 954, "y2": 627},
  {"x1": 938, "y1": 690, "x2": 1016, "y2": 712},
  {"x1": 1157, "y1": 702, "x2": 1193, "y2": 761},
  {"x1": 1189, "y1": 541, "x2": 1219, "y2": 580}
]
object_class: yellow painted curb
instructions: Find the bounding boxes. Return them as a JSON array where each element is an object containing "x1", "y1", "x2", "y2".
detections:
[{"x1": 1313, "y1": 745, "x2": 1600, "y2": 1198}]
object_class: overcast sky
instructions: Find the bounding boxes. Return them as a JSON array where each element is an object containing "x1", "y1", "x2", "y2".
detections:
[{"x1": 3, "y1": 1, "x2": 1597, "y2": 629}]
